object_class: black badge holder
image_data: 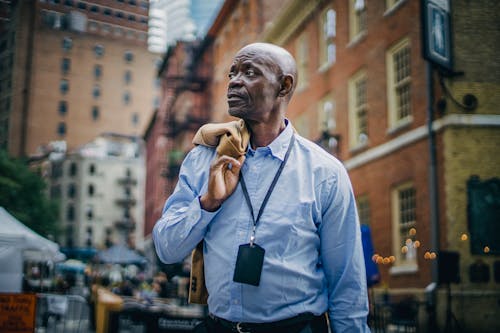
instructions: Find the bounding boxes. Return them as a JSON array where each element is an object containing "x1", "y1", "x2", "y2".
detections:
[{"x1": 233, "y1": 243, "x2": 265, "y2": 286}]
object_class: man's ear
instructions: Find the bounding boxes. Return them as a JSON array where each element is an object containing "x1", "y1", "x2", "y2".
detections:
[{"x1": 278, "y1": 74, "x2": 294, "y2": 97}]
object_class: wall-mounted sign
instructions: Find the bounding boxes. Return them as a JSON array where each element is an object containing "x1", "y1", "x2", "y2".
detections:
[
  {"x1": 0, "y1": 293, "x2": 37, "y2": 333},
  {"x1": 422, "y1": 0, "x2": 453, "y2": 71}
]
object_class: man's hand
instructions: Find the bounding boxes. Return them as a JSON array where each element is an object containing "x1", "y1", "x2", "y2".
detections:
[{"x1": 200, "y1": 155, "x2": 245, "y2": 211}]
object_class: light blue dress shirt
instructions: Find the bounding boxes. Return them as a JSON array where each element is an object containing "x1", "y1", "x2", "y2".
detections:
[{"x1": 153, "y1": 121, "x2": 370, "y2": 332}]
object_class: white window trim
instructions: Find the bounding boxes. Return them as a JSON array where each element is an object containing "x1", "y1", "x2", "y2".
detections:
[
  {"x1": 386, "y1": 37, "x2": 412, "y2": 130},
  {"x1": 390, "y1": 181, "x2": 418, "y2": 273},
  {"x1": 348, "y1": 69, "x2": 368, "y2": 150}
]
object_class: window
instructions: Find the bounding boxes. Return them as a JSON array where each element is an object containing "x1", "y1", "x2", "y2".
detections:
[
  {"x1": 91, "y1": 106, "x2": 99, "y2": 120},
  {"x1": 57, "y1": 122, "x2": 66, "y2": 136},
  {"x1": 64, "y1": 0, "x2": 74, "y2": 7},
  {"x1": 318, "y1": 95, "x2": 336, "y2": 135},
  {"x1": 349, "y1": 0, "x2": 367, "y2": 41},
  {"x1": 391, "y1": 182, "x2": 418, "y2": 272},
  {"x1": 90, "y1": 5, "x2": 99, "y2": 13},
  {"x1": 131, "y1": 112, "x2": 139, "y2": 126},
  {"x1": 348, "y1": 70, "x2": 368, "y2": 147},
  {"x1": 61, "y1": 58, "x2": 71, "y2": 74},
  {"x1": 67, "y1": 183, "x2": 76, "y2": 198},
  {"x1": 89, "y1": 163, "x2": 96, "y2": 175},
  {"x1": 357, "y1": 195, "x2": 371, "y2": 226},
  {"x1": 124, "y1": 70, "x2": 132, "y2": 85},
  {"x1": 62, "y1": 37, "x2": 72, "y2": 51},
  {"x1": 60, "y1": 79, "x2": 69, "y2": 94},
  {"x1": 89, "y1": 21, "x2": 98, "y2": 32},
  {"x1": 92, "y1": 85, "x2": 101, "y2": 99},
  {"x1": 319, "y1": 7, "x2": 336, "y2": 68},
  {"x1": 77, "y1": 2, "x2": 86, "y2": 10},
  {"x1": 115, "y1": 11, "x2": 124, "y2": 19},
  {"x1": 123, "y1": 92, "x2": 131, "y2": 105},
  {"x1": 58, "y1": 101, "x2": 67, "y2": 116},
  {"x1": 127, "y1": 15, "x2": 136, "y2": 22},
  {"x1": 86, "y1": 206, "x2": 94, "y2": 220},
  {"x1": 88, "y1": 184, "x2": 95, "y2": 196},
  {"x1": 124, "y1": 51, "x2": 134, "y2": 63},
  {"x1": 296, "y1": 33, "x2": 309, "y2": 90},
  {"x1": 387, "y1": 38, "x2": 412, "y2": 128},
  {"x1": 103, "y1": 8, "x2": 112, "y2": 16},
  {"x1": 114, "y1": 27, "x2": 124, "y2": 37},
  {"x1": 94, "y1": 64, "x2": 102, "y2": 80},
  {"x1": 69, "y1": 162, "x2": 77, "y2": 176},
  {"x1": 66, "y1": 204, "x2": 75, "y2": 221},
  {"x1": 94, "y1": 44, "x2": 104, "y2": 57}
]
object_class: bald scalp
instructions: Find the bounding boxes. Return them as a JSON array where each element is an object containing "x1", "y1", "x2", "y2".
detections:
[{"x1": 236, "y1": 43, "x2": 298, "y2": 99}]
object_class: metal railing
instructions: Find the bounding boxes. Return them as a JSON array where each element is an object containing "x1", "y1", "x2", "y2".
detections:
[{"x1": 35, "y1": 293, "x2": 90, "y2": 333}]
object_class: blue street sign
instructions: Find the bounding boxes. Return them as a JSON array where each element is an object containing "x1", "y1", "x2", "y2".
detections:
[{"x1": 422, "y1": 0, "x2": 453, "y2": 71}]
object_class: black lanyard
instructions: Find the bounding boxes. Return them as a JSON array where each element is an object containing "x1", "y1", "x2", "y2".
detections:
[{"x1": 239, "y1": 134, "x2": 295, "y2": 245}]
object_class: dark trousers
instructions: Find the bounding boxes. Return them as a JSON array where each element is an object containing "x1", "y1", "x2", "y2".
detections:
[{"x1": 194, "y1": 313, "x2": 328, "y2": 333}]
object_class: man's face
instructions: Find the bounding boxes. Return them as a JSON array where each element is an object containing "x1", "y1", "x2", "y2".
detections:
[{"x1": 227, "y1": 47, "x2": 282, "y2": 121}]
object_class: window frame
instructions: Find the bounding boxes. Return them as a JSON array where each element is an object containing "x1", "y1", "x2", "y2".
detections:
[
  {"x1": 349, "y1": 0, "x2": 367, "y2": 41},
  {"x1": 318, "y1": 6, "x2": 337, "y2": 70},
  {"x1": 348, "y1": 69, "x2": 368, "y2": 148},
  {"x1": 390, "y1": 181, "x2": 418, "y2": 274},
  {"x1": 386, "y1": 37, "x2": 412, "y2": 129},
  {"x1": 295, "y1": 32, "x2": 309, "y2": 91}
]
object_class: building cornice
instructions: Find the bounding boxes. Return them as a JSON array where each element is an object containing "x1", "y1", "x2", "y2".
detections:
[
  {"x1": 263, "y1": 0, "x2": 323, "y2": 45},
  {"x1": 344, "y1": 114, "x2": 500, "y2": 170}
]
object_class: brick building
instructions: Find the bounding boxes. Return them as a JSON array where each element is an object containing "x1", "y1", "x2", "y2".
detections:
[
  {"x1": 1, "y1": 0, "x2": 160, "y2": 157},
  {"x1": 145, "y1": 1, "x2": 499, "y2": 331}
]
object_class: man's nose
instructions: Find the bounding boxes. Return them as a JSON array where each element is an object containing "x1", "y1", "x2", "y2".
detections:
[{"x1": 229, "y1": 73, "x2": 243, "y2": 87}]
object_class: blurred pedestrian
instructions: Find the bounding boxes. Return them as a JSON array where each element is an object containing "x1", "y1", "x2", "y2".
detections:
[{"x1": 153, "y1": 42, "x2": 370, "y2": 333}]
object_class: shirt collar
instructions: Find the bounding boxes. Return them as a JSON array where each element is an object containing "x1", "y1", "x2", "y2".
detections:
[{"x1": 247, "y1": 119, "x2": 293, "y2": 161}]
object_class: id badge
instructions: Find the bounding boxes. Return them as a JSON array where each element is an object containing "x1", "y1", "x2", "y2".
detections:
[{"x1": 233, "y1": 243, "x2": 265, "y2": 286}]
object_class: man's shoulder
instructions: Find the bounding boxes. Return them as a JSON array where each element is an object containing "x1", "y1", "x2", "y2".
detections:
[
  {"x1": 294, "y1": 135, "x2": 343, "y2": 169},
  {"x1": 182, "y1": 145, "x2": 217, "y2": 170}
]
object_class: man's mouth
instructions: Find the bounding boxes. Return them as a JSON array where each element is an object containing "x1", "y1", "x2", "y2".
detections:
[{"x1": 227, "y1": 91, "x2": 245, "y2": 100}]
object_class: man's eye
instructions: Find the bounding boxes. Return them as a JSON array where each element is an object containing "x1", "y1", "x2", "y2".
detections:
[
  {"x1": 245, "y1": 69, "x2": 255, "y2": 76},
  {"x1": 228, "y1": 72, "x2": 235, "y2": 79}
]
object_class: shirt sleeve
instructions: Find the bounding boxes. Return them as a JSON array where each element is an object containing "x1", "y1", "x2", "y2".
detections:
[
  {"x1": 318, "y1": 165, "x2": 371, "y2": 333},
  {"x1": 152, "y1": 148, "x2": 219, "y2": 264}
]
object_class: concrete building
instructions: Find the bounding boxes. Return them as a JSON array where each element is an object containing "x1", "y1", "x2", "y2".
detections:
[
  {"x1": 50, "y1": 133, "x2": 146, "y2": 251},
  {"x1": 145, "y1": 0, "x2": 499, "y2": 331},
  {"x1": 148, "y1": 0, "x2": 168, "y2": 53},
  {"x1": 147, "y1": 0, "x2": 224, "y2": 54},
  {"x1": 1, "y1": 0, "x2": 160, "y2": 157}
]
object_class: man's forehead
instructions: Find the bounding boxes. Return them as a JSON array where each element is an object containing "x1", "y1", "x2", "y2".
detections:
[{"x1": 231, "y1": 50, "x2": 280, "y2": 69}]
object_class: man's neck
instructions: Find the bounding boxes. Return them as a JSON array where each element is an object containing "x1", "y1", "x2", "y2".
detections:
[{"x1": 247, "y1": 119, "x2": 286, "y2": 149}]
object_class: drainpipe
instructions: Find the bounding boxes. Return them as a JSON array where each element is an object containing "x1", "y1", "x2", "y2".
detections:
[{"x1": 426, "y1": 61, "x2": 440, "y2": 283}]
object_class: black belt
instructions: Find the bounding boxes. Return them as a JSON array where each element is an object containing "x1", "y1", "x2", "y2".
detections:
[{"x1": 208, "y1": 312, "x2": 321, "y2": 333}]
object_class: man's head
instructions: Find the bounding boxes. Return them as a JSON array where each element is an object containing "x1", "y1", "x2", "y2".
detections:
[{"x1": 227, "y1": 43, "x2": 297, "y2": 122}]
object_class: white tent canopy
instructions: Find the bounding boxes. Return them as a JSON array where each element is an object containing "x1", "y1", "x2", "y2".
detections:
[{"x1": 0, "y1": 206, "x2": 65, "y2": 292}]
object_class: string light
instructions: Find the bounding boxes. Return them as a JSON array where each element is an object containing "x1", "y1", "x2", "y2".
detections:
[
  {"x1": 460, "y1": 233, "x2": 468, "y2": 241},
  {"x1": 484, "y1": 246, "x2": 490, "y2": 253}
]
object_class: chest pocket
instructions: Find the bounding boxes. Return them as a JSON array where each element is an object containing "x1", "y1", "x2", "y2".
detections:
[{"x1": 257, "y1": 202, "x2": 319, "y2": 258}]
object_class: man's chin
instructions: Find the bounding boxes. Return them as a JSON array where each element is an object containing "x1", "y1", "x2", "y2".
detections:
[{"x1": 228, "y1": 107, "x2": 246, "y2": 119}]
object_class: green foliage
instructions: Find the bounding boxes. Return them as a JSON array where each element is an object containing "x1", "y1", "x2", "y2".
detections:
[{"x1": 0, "y1": 150, "x2": 60, "y2": 239}]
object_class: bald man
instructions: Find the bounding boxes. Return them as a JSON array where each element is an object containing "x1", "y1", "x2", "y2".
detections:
[{"x1": 153, "y1": 43, "x2": 370, "y2": 333}]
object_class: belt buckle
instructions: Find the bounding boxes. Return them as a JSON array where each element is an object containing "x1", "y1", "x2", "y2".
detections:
[{"x1": 236, "y1": 322, "x2": 251, "y2": 333}]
